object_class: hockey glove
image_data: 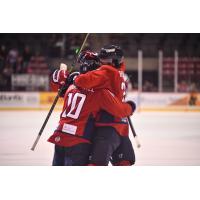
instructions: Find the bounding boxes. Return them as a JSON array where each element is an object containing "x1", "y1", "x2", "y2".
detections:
[
  {"x1": 126, "y1": 101, "x2": 136, "y2": 113},
  {"x1": 66, "y1": 71, "x2": 80, "y2": 85},
  {"x1": 58, "y1": 71, "x2": 80, "y2": 97},
  {"x1": 52, "y1": 69, "x2": 69, "y2": 86}
]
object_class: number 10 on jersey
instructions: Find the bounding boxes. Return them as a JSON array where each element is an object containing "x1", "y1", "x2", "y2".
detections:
[{"x1": 61, "y1": 93, "x2": 86, "y2": 119}]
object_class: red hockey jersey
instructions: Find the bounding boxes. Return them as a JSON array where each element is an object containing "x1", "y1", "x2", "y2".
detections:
[
  {"x1": 74, "y1": 63, "x2": 130, "y2": 136},
  {"x1": 74, "y1": 63, "x2": 126, "y2": 101},
  {"x1": 48, "y1": 85, "x2": 133, "y2": 147}
]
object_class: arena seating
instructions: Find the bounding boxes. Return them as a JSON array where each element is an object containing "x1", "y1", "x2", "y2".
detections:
[{"x1": 27, "y1": 56, "x2": 49, "y2": 75}]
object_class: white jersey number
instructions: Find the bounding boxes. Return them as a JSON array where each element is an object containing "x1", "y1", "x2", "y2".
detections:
[
  {"x1": 121, "y1": 82, "x2": 126, "y2": 100},
  {"x1": 62, "y1": 93, "x2": 86, "y2": 119}
]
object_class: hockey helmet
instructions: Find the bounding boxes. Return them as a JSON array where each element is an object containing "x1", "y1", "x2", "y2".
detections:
[
  {"x1": 78, "y1": 50, "x2": 100, "y2": 74},
  {"x1": 98, "y1": 45, "x2": 124, "y2": 68}
]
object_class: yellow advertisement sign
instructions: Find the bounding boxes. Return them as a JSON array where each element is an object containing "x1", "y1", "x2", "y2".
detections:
[
  {"x1": 40, "y1": 92, "x2": 64, "y2": 107},
  {"x1": 170, "y1": 93, "x2": 200, "y2": 106}
]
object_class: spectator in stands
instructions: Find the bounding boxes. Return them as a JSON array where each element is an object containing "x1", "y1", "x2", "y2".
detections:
[
  {"x1": 178, "y1": 81, "x2": 189, "y2": 92},
  {"x1": 143, "y1": 80, "x2": 154, "y2": 92},
  {"x1": 2, "y1": 63, "x2": 13, "y2": 91},
  {"x1": 0, "y1": 45, "x2": 8, "y2": 90},
  {"x1": 0, "y1": 45, "x2": 7, "y2": 72},
  {"x1": 188, "y1": 82, "x2": 198, "y2": 105},
  {"x1": 49, "y1": 34, "x2": 64, "y2": 57},
  {"x1": 6, "y1": 47, "x2": 19, "y2": 73},
  {"x1": 22, "y1": 45, "x2": 32, "y2": 72},
  {"x1": 0, "y1": 45, "x2": 7, "y2": 59},
  {"x1": 17, "y1": 56, "x2": 23, "y2": 73},
  {"x1": 188, "y1": 82, "x2": 198, "y2": 92}
]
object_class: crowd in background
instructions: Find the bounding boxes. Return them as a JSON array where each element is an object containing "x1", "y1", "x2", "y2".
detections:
[
  {"x1": 0, "y1": 43, "x2": 41, "y2": 90},
  {"x1": 0, "y1": 34, "x2": 86, "y2": 91},
  {"x1": 0, "y1": 33, "x2": 200, "y2": 92}
]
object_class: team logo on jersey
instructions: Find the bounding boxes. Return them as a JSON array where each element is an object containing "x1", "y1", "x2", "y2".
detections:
[{"x1": 55, "y1": 136, "x2": 61, "y2": 142}]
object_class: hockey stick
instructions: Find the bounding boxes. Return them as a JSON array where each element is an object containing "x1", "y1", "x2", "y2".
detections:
[
  {"x1": 127, "y1": 116, "x2": 141, "y2": 148},
  {"x1": 31, "y1": 33, "x2": 90, "y2": 151},
  {"x1": 30, "y1": 92, "x2": 61, "y2": 151},
  {"x1": 69, "y1": 33, "x2": 90, "y2": 72}
]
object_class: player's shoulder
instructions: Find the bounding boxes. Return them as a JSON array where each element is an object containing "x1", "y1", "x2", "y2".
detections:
[
  {"x1": 99, "y1": 65, "x2": 118, "y2": 72},
  {"x1": 120, "y1": 62, "x2": 126, "y2": 72},
  {"x1": 97, "y1": 88, "x2": 115, "y2": 97},
  {"x1": 99, "y1": 62, "x2": 126, "y2": 71},
  {"x1": 64, "y1": 85, "x2": 81, "y2": 97}
]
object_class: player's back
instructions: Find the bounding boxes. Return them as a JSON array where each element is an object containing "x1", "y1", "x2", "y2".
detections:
[
  {"x1": 100, "y1": 64, "x2": 126, "y2": 101},
  {"x1": 75, "y1": 63, "x2": 127, "y2": 102},
  {"x1": 58, "y1": 85, "x2": 99, "y2": 141},
  {"x1": 74, "y1": 63, "x2": 130, "y2": 136}
]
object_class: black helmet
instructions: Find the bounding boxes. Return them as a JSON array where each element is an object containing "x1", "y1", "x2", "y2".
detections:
[
  {"x1": 78, "y1": 50, "x2": 100, "y2": 74},
  {"x1": 98, "y1": 45, "x2": 124, "y2": 68}
]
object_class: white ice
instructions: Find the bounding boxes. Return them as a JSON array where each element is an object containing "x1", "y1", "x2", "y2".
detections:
[{"x1": 0, "y1": 111, "x2": 200, "y2": 165}]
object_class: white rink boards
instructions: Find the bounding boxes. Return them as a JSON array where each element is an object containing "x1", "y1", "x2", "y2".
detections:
[{"x1": 0, "y1": 111, "x2": 200, "y2": 166}]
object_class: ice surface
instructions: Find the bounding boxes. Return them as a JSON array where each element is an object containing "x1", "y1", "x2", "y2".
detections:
[{"x1": 0, "y1": 111, "x2": 200, "y2": 166}]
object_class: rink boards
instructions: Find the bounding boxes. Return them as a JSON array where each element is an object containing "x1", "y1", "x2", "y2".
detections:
[{"x1": 0, "y1": 91, "x2": 200, "y2": 112}]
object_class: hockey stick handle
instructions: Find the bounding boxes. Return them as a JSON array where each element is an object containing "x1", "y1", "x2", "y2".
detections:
[
  {"x1": 79, "y1": 33, "x2": 90, "y2": 55},
  {"x1": 70, "y1": 33, "x2": 90, "y2": 71},
  {"x1": 127, "y1": 116, "x2": 141, "y2": 148},
  {"x1": 30, "y1": 92, "x2": 61, "y2": 151}
]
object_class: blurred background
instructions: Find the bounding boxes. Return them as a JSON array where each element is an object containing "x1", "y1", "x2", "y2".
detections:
[
  {"x1": 0, "y1": 33, "x2": 200, "y2": 93},
  {"x1": 0, "y1": 33, "x2": 200, "y2": 165}
]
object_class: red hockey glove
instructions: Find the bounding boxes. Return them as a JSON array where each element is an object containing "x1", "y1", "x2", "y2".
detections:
[{"x1": 52, "y1": 69, "x2": 69, "y2": 86}]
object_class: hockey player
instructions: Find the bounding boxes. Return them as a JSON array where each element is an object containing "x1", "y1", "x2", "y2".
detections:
[
  {"x1": 73, "y1": 45, "x2": 136, "y2": 166},
  {"x1": 47, "y1": 50, "x2": 136, "y2": 166}
]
